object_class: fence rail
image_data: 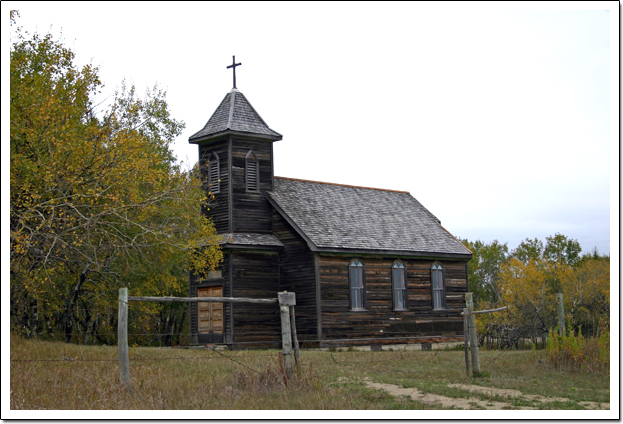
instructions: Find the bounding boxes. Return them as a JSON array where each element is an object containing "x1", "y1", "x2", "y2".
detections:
[
  {"x1": 461, "y1": 306, "x2": 508, "y2": 316},
  {"x1": 127, "y1": 296, "x2": 278, "y2": 304}
]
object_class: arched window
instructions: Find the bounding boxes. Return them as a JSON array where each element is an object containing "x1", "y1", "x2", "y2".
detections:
[
  {"x1": 207, "y1": 152, "x2": 220, "y2": 194},
  {"x1": 349, "y1": 259, "x2": 365, "y2": 311},
  {"x1": 392, "y1": 260, "x2": 408, "y2": 311},
  {"x1": 245, "y1": 150, "x2": 259, "y2": 192},
  {"x1": 431, "y1": 262, "x2": 445, "y2": 310}
]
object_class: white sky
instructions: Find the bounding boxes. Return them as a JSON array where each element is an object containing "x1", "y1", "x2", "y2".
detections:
[{"x1": 3, "y1": 1, "x2": 619, "y2": 256}]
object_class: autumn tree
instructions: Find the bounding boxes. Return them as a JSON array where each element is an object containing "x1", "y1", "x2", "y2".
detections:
[
  {"x1": 559, "y1": 256, "x2": 610, "y2": 337},
  {"x1": 10, "y1": 19, "x2": 221, "y2": 344},
  {"x1": 497, "y1": 257, "x2": 556, "y2": 347},
  {"x1": 479, "y1": 234, "x2": 609, "y2": 349}
]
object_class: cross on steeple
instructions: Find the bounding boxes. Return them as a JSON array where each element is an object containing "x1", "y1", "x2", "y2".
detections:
[{"x1": 227, "y1": 55, "x2": 242, "y2": 89}]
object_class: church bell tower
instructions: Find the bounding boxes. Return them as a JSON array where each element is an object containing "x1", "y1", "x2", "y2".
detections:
[
  {"x1": 188, "y1": 56, "x2": 282, "y2": 236},
  {"x1": 188, "y1": 57, "x2": 283, "y2": 346}
]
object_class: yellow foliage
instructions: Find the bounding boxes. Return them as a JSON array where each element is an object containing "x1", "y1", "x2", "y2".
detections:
[{"x1": 10, "y1": 22, "x2": 221, "y2": 344}]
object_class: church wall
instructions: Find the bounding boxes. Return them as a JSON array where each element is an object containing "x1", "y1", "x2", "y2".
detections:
[
  {"x1": 230, "y1": 138, "x2": 274, "y2": 234},
  {"x1": 199, "y1": 140, "x2": 231, "y2": 234},
  {"x1": 272, "y1": 210, "x2": 318, "y2": 345},
  {"x1": 317, "y1": 255, "x2": 468, "y2": 347},
  {"x1": 229, "y1": 249, "x2": 281, "y2": 348}
]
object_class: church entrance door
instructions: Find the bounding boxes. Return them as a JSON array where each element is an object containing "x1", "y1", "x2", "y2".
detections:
[{"x1": 197, "y1": 286, "x2": 224, "y2": 343}]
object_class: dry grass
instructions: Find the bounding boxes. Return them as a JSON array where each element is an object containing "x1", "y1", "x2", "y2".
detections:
[{"x1": 9, "y1": 334, "x2": 611, "y2": 413}]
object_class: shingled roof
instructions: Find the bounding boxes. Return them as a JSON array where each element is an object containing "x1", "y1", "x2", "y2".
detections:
[
  {"x1": 189, "y1": 89, "x2": 282, "y2": 143},
  {"x1": 267, "y1": 178, "x2": 472, "y2": 258}
]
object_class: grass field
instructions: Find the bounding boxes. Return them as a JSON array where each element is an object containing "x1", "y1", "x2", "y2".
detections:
[{"x1": 8, "y1": 334, "x2": 613, "y2": 418}]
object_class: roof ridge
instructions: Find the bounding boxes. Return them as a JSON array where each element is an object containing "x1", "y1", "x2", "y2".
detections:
[
  {"x1": 274, "y1": 176, "x2": 410, "y2": 194},
  {"x1": 227, "y1": 89, "x2": 236, "y2": 129}
]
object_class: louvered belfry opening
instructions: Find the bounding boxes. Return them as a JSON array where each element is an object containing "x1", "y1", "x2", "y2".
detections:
[
  {"x1": 208, "y1": 152, "x2": 220, "y2": 194},
  {"x1": 245, "y1": 150, "x2": 259, "y2": 192},
  {"x1": 200, "y1": 150, "x2": 220, "y2": 195}
]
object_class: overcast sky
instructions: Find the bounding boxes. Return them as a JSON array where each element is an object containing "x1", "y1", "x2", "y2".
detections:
[{"x1": 4, "y1": 1, "x2": 618, "y2": 256}]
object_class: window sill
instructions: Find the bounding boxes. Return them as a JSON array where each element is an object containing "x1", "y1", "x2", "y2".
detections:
[{"x1": 350, "y1": 308, "x2": 367, "y2": 312}]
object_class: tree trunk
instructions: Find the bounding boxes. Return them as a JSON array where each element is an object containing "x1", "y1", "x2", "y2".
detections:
[
  {"x1": 175, "y1": 309, "x2": 187, "y2": 345},
  {"x1": 64, "y1": 272, "x2": 86, "y2": 343}
]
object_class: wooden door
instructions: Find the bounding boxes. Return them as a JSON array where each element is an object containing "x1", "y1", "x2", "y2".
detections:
[{"x1": 197, "y1": 286, "x2": 224, "y2": 334}]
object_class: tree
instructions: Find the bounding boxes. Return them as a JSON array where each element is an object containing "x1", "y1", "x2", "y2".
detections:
[
  {"x1": 544, "y1": 233, "x2": 582, "y2": 269},
  {"x1": 560, "y1": 257, "x2": 609, "y2": 337},
  {"x1": 461, "y1": 239, "x2": 508, "y2": 306},
  {"x1": 10, "y1": 20, "x2": 221, "y2": 343},
  {"x1": 497, "y1": 257, "x2": 556, "y2": 347},
  {"x1": 511, "y1": 238, "x2": 544, "y2": 263}
]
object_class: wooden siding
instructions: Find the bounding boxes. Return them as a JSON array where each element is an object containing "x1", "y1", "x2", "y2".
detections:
[
  {"x1": 199, "y1": 140, "x2": 230, "y2": 234},
  {"x1": 272, "y1": 210, "x2": 318, "y2": 345},
  {"x1": 229, "y1": 250, "x2": 281, "y2": 347},
  {"x1": 317, "y1": 255, "x2": 468, "y2": 346},
  {"x1": 231, "y1": 138, "x2": 274, "y2": 234}
]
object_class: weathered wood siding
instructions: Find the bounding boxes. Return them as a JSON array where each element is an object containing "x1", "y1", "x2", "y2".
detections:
[
  {"x1": 198, "y1": 140, "x2": 230, "y2": 234},
  {"x1": 272, "y1": 210, "x2": 318, "y2": 345},
  {"x1": 230, "y1": 138, "x2": 274, "y2": 234},
  {"x1": 317, "y1": 255, "x2": 468, "y2": 347},
  {"x1": 229, "y1": 250, "x2": 281, "y2": 348}
]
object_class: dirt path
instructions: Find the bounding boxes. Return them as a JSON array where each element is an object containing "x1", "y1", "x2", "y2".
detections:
[
  {"x1": 364, "y1": 380, "x2": 610, "y2": 410},
  {"x1": 448, "y1": 384, "x2": 610, "y2": 410}
]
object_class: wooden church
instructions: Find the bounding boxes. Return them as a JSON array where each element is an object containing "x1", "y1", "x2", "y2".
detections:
[{"x1": 188, "y1": 58, "x2": 472, "y2": 349}]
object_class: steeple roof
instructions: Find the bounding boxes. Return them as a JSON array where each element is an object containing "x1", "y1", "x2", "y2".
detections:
[{"x1": 189, "y1": 89, "x2": 282, "y2": 144}]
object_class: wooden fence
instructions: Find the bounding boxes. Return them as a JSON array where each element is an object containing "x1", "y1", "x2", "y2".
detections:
[
  {"x1": 117, "y1": 288, "x2": 299, "y2": 389},
  {"x1": 462, "y1": 292, "x2": 507, "y2": 377}
]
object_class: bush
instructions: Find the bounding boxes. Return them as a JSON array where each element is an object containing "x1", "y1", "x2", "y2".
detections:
[{"x1": 545, "y1": 327, "x2": 609, "y2": 374}]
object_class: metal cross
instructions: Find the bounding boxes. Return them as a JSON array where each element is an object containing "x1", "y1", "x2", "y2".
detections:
[{"x1": 227, "y1": 55, "x2": 241, "y2": 89}]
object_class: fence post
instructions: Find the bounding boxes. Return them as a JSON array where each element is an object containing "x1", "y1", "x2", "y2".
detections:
[
  {"x1": 465, "y1": 293, "x2": 481, "y2": 376},
  {"x1": 463, "y1": 307, "x2": 471, "y2": 377},
  {"x1": 289, "y1": 305, "x2": 300, "y2": 365},
  {"x1": 278, "y1": 291, "x2": 296, "y2": 384},
  {"x1": 557, "y1": 293, "x2": 566, "y2": 336},
  {"x1": 118, "y1": 287, "x2": 130, "y2": 389}
]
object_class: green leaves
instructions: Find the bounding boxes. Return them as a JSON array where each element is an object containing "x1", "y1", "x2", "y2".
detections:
[{"x1": 461, "y1": 239, "x2": 508, "y2": 304}]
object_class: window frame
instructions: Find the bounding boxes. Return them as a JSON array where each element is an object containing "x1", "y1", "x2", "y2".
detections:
[
  {"x1": 431, "y1": 262, "x2": 446, "y2": 310},
  {"x1": 392, "y1": 260, "x2": 408, "y2": 311},
  {"x1": 349, "y1": 259, "x2": 366, "y2": 311},
  {"x1": 245, "y1": 150, "x2": 260, "y2": 192}
]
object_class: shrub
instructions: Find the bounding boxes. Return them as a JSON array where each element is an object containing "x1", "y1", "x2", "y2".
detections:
[{"x1": 545, "y1": 326, "x2": 609, "y2": 374}]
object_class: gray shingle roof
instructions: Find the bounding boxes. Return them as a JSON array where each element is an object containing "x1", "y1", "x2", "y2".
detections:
[
  {"x1": 189, "y1": 89, "x2": 282, "y2": 143},
  {"x1": 267, "y1": 178, "x2": 471, "y2": 257}
]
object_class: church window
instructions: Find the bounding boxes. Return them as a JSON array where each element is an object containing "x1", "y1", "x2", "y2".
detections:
[
  {"x1": 431, "y1": 262, "x2": 446, "y2": 310},
  {"x1": 392, "y1": 260, "x2": 408, "y2": 311},
  {"x1": 349, "y1": 259, "x2": 365, "y2": 311},
  {"x1": 245, "y1": 150, "x2": 259, "y2": 192}
]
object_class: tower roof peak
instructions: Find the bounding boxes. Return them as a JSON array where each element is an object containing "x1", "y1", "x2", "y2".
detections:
[{"x1": 189, "y1": 89, "x2": 282, "y2": 144}]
